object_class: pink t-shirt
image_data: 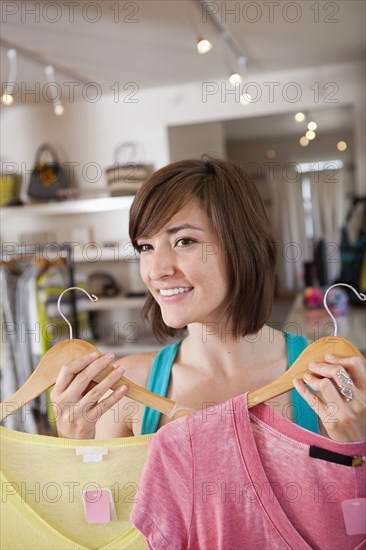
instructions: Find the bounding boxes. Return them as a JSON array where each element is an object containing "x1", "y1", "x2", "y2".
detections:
[{"x1": 131, "y1": 393, "x2": 366, "y2": 550}]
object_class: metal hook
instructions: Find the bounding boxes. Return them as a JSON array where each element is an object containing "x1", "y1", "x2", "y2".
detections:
[
  {"x1": 57, "y1": 287, "x2": 98, "y2": 340},
  {"x1": 323, "y1": 283, "x2": 366, "y2": 336}
]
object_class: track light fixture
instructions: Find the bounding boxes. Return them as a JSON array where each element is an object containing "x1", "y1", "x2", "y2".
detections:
[
  {"x1": 1, "y1": 38, "x2": 89, "y2": 110},
  {"x1": 1, "y1": 49, "x2": 17, "y2": 106},
  {"x1": 229, "y1": 72, "x2": 241, "y2": 85},
  {"x1": 44, "y1": 65, "x2": 64, "y2": 116},
  {"x1": 197, "y1": 36, "x2": 213, "y2": 54},
  {"x1": 228, "y1": 55, "x2": 247, "y2": 85},
  {"x1": 197, "y1": 0, "x2": 248, "y2": 78}
]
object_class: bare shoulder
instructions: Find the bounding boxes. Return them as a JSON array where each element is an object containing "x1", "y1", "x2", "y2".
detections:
[
  {"x1": 260, "y1": 325, "x2": 288, "y2": 356},
  {"x1": 114, "y1": 351, "x2": 158, "y2": 387}
]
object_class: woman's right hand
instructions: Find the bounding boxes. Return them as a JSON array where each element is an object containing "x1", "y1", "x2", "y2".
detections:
[{"x1": 50, "y1": 351, "x2": 128, "y2": 439}]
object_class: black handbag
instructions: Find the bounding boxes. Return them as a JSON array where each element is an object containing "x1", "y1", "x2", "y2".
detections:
[{"x1": 28, "y1": 144, "x2": 68, "y2": 201}]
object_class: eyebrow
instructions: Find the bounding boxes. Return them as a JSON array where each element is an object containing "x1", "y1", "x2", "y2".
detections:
[{"x1": 166, "y1": 224, "x2": 205, "y2": 234}]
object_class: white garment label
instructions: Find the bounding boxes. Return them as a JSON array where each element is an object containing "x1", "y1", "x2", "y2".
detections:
[
  {"x1": 342, "y1": 498, "x2": 366, "y2": 535},
  {"x1": 76, "y1": 447, "x2": 108, "y2": 463}
]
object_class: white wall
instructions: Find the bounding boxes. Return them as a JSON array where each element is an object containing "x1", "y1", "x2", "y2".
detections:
[
  {"x1": 168, "y1": 121, "x2": 226, "y2": 162},
  {"x1": 1, "y1": 61, "x2": 365, "y2": 196}
]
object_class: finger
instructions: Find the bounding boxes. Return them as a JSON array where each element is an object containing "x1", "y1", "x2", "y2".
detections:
[
  {"x1": 80, "y1": 365, "x2": 126, "y2": 407},
  {"x1": 54, "y1": 351, "x2": 101, "y2": 393},
  {"x1": 307, "y1": 362, "x2": 355, "y2": 393},
  {"x1": 71, "y1": 353, "x2": 115, "y2": 396},
  {"x1": 324, "y1": 354, "x2": 365, "y2": 387},
  {"x1": 303, "y1": 371, "x2": 346, "y2": 405},
  {"x1": 323, "y1": 354, "x2": 365, "y2": 367},
  {"x1": 89, "y1": 384, "x2": 129, "y2": 422},
  {"x1": 307, "y1": 369, "x2": 365, "y2": 413},
  {"x1": 308, "y1": 361, "x2": 341, "y2": 379},
  {"x1": 293, "y1": 378, "x2": 343, "y2": 426},
  {"x1": 56, "y1": 353, "x2": 115, "y2": 399},
  {"x1": 294, "y1": 376, "x2": 366, "y2": 441},
  {"x1": 81, "y1": 381, "x2": 97, "y2": 398}
]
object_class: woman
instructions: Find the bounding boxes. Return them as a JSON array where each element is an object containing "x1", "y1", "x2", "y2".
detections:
[{"x1": 51, "y1": 157, "x2": 365, "y2": 442}]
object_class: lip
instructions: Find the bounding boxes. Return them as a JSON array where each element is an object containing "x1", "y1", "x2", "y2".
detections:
[
  {"x1": 156, "y1": 286, "x2": 192, "y2": 291},
  {"x1": 158, "y1": 287, "x2": 193, "y2": 302}
]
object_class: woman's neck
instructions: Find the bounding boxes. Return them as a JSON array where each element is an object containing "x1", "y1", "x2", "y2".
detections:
[{"x1": 180, "y1": 323, "x2": 285, "y2": 377}]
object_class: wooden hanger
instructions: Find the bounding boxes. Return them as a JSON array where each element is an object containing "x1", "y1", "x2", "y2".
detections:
[
  {"x1": 0, "y1": 337, "x2": 193, "y2": 422},
  {"x1": 0, "y1": 288, "x2": 193, "y2": 423},
  {"x1": 247, "y1": 336, "x2": 362, "y2": 407},
  {"x1": 0, "y1": 255, "x2": 65, "y2": 277},
  {"x1": 248, "y1": 283, "x2": 365, "y2": 407},
  {"x1": 1, "y1": 285, "x2": 364, "y2": 423}
]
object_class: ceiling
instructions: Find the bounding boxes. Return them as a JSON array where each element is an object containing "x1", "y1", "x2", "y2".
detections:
[
  {"x1": 1, "y1": 0, "x2": 365, "y2": 93},
  {"x1": 0, "y1": 1, "x2": 364, "y2": 144}
]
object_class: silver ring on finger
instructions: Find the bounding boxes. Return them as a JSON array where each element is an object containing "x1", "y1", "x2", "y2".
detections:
[
  {"x1": 337, "y1": 368, "x2": 354, "y2": 386},
  {"x1": 338, "y1": 384, "x2": 354, "y2": 402}
]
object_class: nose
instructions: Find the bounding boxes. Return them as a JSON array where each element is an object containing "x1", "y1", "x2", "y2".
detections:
[{"x1": 147, "y1": 246, "x2": 175, "y2": 281}]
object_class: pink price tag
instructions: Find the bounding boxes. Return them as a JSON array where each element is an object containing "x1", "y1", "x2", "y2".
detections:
[
  {"x1": 342, "y1": 498, "x2": 366, "y2": 536},
  {"x1": 83, "y1": 489, "x2": 111, "y2": 524}
]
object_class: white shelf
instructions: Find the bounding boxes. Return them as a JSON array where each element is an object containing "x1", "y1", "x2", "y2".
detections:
[{"x1": 1, "y1": 196, "x2": 135, "y2": 215}]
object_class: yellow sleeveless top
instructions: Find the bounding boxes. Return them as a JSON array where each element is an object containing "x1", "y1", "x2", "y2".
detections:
[{"x1": 0, "y1": 426, "x2": 151, "y2": 549}]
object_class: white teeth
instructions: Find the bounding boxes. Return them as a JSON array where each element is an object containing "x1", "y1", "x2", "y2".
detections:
[{"x1": 160, "y1": 287, "x2": 192, "y2": 296}]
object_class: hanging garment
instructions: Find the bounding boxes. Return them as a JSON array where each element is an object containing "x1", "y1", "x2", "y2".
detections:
[
  {"x1": 15, "y1": 263, "x2": 40, "y2": 388},
  {"x1": 0, "y1": 426, "x2": 150, "y2": 549},
  {"x1": 0, "y1": 267, "x2": 38, "y2": 434},
  {"x1": 132, "y1": 393, "x2": 366, "y2": 550},
  {"x1": 0, "y1": 260, "x2": 86, "y2": 433},
  {"x1": 141, "y1": 333, "x2": 319, "y2": 435}
]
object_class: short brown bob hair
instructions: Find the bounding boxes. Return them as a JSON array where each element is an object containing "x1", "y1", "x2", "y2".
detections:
[{"x1": 129, "y1": 156, "x2": 277, "y2": 342}]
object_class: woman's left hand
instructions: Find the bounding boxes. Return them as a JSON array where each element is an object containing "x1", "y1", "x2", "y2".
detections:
[{"x1": 293, "y1": 354, "x2": 366, "y2": 442}]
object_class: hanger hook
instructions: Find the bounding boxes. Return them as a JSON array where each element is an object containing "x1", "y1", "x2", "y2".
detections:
[
  {"x1": 323, "y1": 283, "x2": 366, "y2": 336},
  {"x1": 57, "y1": 286, "x2": 98, "y2": 340}
]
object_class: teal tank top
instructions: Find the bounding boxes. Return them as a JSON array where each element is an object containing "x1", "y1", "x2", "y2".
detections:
[{"x1": 141, "y1": 332, "x2": 319, "y2": 435}]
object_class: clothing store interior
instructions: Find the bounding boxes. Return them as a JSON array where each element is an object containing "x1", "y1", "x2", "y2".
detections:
[{"x1": 1, "y1": 2, "x2": 366, "y2": 549}]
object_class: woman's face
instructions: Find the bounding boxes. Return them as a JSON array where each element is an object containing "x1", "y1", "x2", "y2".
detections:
[{"x1": 137, "y1": 200, "x2": 230, "y2": 330}]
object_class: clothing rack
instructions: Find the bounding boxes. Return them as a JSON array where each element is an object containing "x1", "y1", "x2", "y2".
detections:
[{"x1": 0, "y1": 243, "x2": 79, "y2": 338}]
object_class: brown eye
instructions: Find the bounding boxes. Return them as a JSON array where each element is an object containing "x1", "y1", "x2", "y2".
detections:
[
  {"x1": 176, "y1": 238, "x2": 195, "y2": 247},
  {"x1": 137, "y1": 243, "x2": 152, "y2": 253}
]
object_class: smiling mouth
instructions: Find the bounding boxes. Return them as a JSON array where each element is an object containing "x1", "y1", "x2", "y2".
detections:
[{"x1": 159, "y1": 287, "x2": 193, "y2": 297}]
